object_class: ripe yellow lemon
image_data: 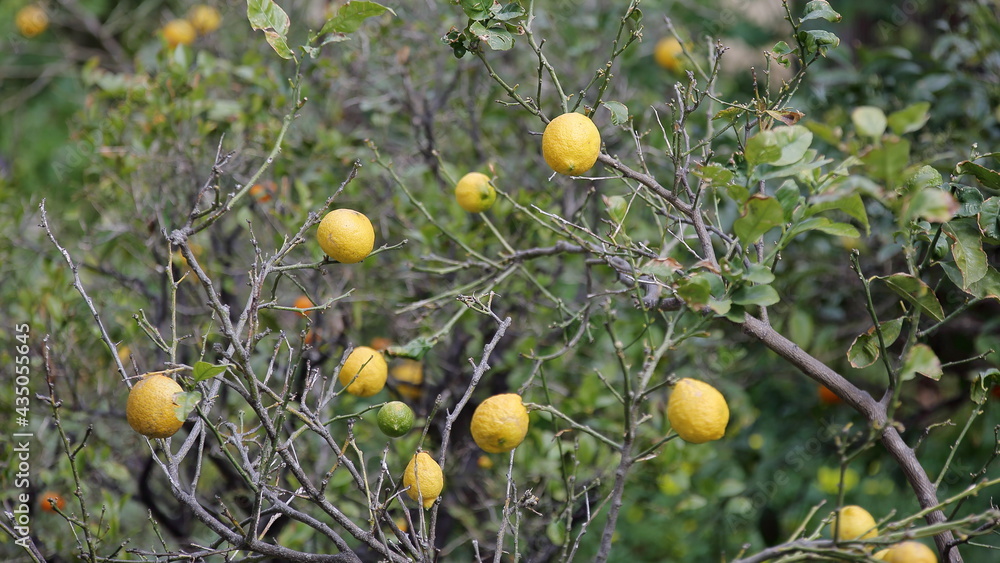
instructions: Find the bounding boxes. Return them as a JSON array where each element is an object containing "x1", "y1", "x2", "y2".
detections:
[
  {"x1": 390, "y1": 359, "x2": 423, "y2": 400},
  {"x1": 654, "y1": 37, "x2": 684, "y2": 72},
  {"x1": 470, "y1": 393, "x2": 530, "y2": 453},
  {"x1": 316, "y1": 209, "x2": 375, "y2": 264},
  {"x1": 15, "y1": 5, "x2": 48, "y2": 38},
  {"x1": 877, "y1": 541, "x2": 937, "y2": 563},
  {"x1": 830, "y1": 505, "x2": 878, "y2": 541},
  {"x1": 377, "y1": 401, "x2": 415, "y2": 437},
  {"x1": 541, "y1": 113, "x2": 602, "y2": 176},
  {"x1": 187, "y1": 5, "x2": 222, "y2": 35},
  {"x1": 403, "y1": 451, "x2": 443, "y2": 508},
  {"x1": 126, "y1": 374, "x2": 186, "y2": 439},
  {"x1": 454, "y1": 172, "x2": 496, "y2": 213},
  {"x1": 666, "y1": 378, "x2": 729, "y2": 443},
  {"x1": 163, "y1": 19, "x2": 197, "y2": 48},
  {"x1": 338, "y1": 346, "x2": 387, "y2": 397}
]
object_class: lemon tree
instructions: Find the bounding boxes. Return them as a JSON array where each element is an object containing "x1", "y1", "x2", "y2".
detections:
[
  {"x1": 666, "y1": 378, "x2": 729, "y2": 444},
  {"x1": 454, "y1": 172, "x2": 497, "y2": 213},
  {"x1": 316, "y1": 208, "x2": 375, "y2": 264},
  {"x1": 338, "y1": 346, "x2": 388, "y2": 397},
  {"x1": 470, "y1": 393, "x2": 530, "y2": 454},
  {"x1": 541, "y1": 112, "x2": 602, "y2": 176},
  {"x1": 403, "y1": 452, "x2": 443, "y2": 509},
  {"x1": 126, "y1": 374, "x2": 186, "y2": 439}
]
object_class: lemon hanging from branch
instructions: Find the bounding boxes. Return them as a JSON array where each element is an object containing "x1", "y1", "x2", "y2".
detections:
[{"x1": 542, "y1": 113, "x2": 602, "y2": 176}]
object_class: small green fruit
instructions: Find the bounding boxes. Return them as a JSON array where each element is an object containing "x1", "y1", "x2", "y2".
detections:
[{"x1": 377, "y1": 401, "x2": 415, "y2": 438}]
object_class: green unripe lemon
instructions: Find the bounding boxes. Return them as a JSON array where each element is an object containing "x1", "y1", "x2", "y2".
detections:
[{"x1": 377, "y1": 401, "x2": 415, "y2": 437}]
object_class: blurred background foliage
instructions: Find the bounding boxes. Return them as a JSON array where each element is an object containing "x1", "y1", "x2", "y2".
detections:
[{"x1": 1, "y1": 0, "x2": 998, "y2": 561}]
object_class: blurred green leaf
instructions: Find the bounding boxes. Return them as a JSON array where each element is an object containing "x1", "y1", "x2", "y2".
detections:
[
  {"x1": 603, "y1": 195, "x2": 628, "y2": 224},
  {"x1": 875, "y1": 273, "x2": 944, "y2": 322},
  {"x1": 887, "y1": 102, "x2": 930, "y2": 135},
  {"x1": 461, "y1": 0, "x2": 494, "y2": 20},
  {"x1": 247, "y1": 0, "x2": 293, "y2": 59},
  {"x1": 978, "y1": 197, "x2": 1000, "y2": 243},
  {"x1": 971, "y1": 368, "x2": 1000, "y2": 405},
  {"x1": 798, "y1": 29, "x2": 840, "y2": 56},
  {"x1": 317, "y1": 1, "x2": 394, "y2": 36},
  {"x1": 905, "y1": 188, "x2": 957, "y2": 223},
  {"x1": 785, "y1": 217, "x2": 860, "y2": 240},
  {"x1": 806, "y1": 193, "x2": 870, "y2": 235},
  {"x1": 953, "y1": 185, "x2": 984, "y2": 217},
  {"x1": 676, "y1": 274, "x2": 712, "y2": 308},
  {"x1": 902, "y1": 165, "x2": 943, "y2": 194},
  {"x1": 848, "y1": 318, "x2": 904, "y2": 369},
  {"x1": 852, "y1": 106, "x2": 887, "y2": 139}
]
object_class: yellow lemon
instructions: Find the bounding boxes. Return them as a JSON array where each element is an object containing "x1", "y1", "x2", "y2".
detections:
[
  {"x1": 126, "y1": 374, "x2": 185, "y2": 439},
  {"x1": 338, "y1": 346, "x2": 387, "y2": 397},
  {"x1": 316, "y1": 209, "x2": 375, "y2": 264},
  {"x1": 878, "y1": 541, "x2": 937, "y2": 563},
  {"x1": 830, "y1": 505, "x2": 878, "y2": 541},
  {"x1": 541, "y1": 113, "x2": 602, "y2": 176},
  {"x1": 654, "y1": 37, "x2": 684, "y2": 72},
  {"x1": 666, "y1": 378, "x2": 729, "y2": 443},
  {"x1": 163, "y1": 19, "x2": 197, "y2": 48},
  {"x1": 454, "y1": 172, "x2": 497, "y2": 213},
  {"x1": 15, "y1": 4, "x2": 48, "y2": 38},
  {"x1": 874, "y1": 549, "x2": 891, "y2": 560},
  {"x1": 470, "y1": 393, "x2": 530, "y2": 454},
  {"x1": 403, "y1": 452, "x2": 443, "y2": 508},
  {"x1": 390, "y1": 359, "x2": 423, "y2": 400},
  {"x1": 187, "y1": 5, "x2": 222, "y2": 35}
]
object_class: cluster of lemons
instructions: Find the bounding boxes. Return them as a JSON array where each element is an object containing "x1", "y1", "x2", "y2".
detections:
[
  {"x1": 162, "y1": 5, "x2": 222, "y2": 49},
  {"x1": 832, "y1": 505, "x2": 937, "y2": 562}
]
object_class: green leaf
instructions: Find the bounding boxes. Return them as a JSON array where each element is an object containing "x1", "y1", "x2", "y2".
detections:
[
  {"x1": 887, "y1": 102, "x2": 930, "y2": 135},
  {"x1": 602, "y1": 101, "x2": 629, "y2": 126},
  {"x1": 875, "y1": 273, "x2": 945, "y2": 322},
  {"x1": 386, "y1": 336, "x2": 436, "y2": 360},
  {"x1": 863, "y1": 137, "x2": 910, "y2": 185},
  {"x1": 783, "y1": 217, "x2": 860, "y2": 243},
  {"x1": 734, "y1": 195, "x2": 785, "y2": 246},
  {"x1": 772, "y1": 41, "x2": 793, "y2": 55},
  {"x1": 900, "y1": 344, "x2": 942, "y2": 381},
  {"x1": 469, "y1": 21, "x2": 515, "y2": 50},
  {"x1": 775, "y1": 180, "x2": 801, "y2": 219},
  {"x1": 772, "y1": 125, "x2": 814, "y2": 166},
  {"x1": 800, "y1": 0, "x2": 842, "y2": 22},
  {"x1": 460, "y1": 0, "x2": 494, "y2": 20},
  {"x1": 756, "y1": 151, "x2": 830, "y2": 181},
  {"x1": 788, "y1": 308, "x2": 814, "y2": 349},
  {"x1": 798, "y1": 29, "x2": 840, "y2": 56},
  {"x1": 956, "y1": 160, "x2": 1000, "y2": 191},
  {"x1": 603, "y1": 195, "x2": 627, "y2": 224},
  {"x1": 731, "y1": 284, "x2": 780, "y2": 307},
  {"x1": 941, "y1": 263, "x2": 1000, "y2": 301},
  {"x1": 954, "y1": 185, "x2": 985, "y2": 217},
  {"x1": 713, "y1": 106, "x2": 744, "y2": 122},
  {"x1": 317, "y1": 1, "x2": 393, "y2": 36},
  {"x1": 806, "y1": 192, "x2": 870, "y2": 235},
  {"x1": 978, "y1": 197, "x2": 1000, "y2": 243},
  {"x1": 493, "y1": 3, "x2": 526, "y2": 21},
  {"x1": 848, "y1": 318, "x2": 904, "y2": 369},
  {"x1": 905, "y1": 188, "x2": 957, "y2": 223},
  {"x1": 971, "y1": 368, "x2": 1000, "y2": 405},
  {"x1": 192, "y1": 361, "x2": 228, "y2": 382},
  {"x1": 943, "y1": 219, "x2": 988, "y2": 289},
  {"x1": 852, "y1": 106, "x2": 887, "y2": 139},
  {"x1": 745, "y1": 131, "x2": 782, "y2": 167},
  {"x1": 745, "y1": 263, "x2": 776, "y2": 284},
  {"x1": 695, "y1": 163, "x2": 734, "y2": 187},
  {"x1": 247, "y1": 0, "x2": 293, "y2": 59},
  {"x1": 902, "y1": 165, "x2": 943, "y2": 194},
  {"x1": 173, "y1": 391, "x2": 202, "y2": 423},
  {"x1": 676, "y1": 275, "x2": 712, "y2": 308}
]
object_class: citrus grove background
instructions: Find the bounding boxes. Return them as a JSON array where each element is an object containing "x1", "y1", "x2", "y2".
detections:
[{"x1": 2, "y1": 0, "x2": 1000, "y2": 561}]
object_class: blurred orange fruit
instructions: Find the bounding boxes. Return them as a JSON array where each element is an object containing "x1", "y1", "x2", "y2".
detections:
[{"x1": 818, "y1": 385, "x2": 842, "y2": 405}]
